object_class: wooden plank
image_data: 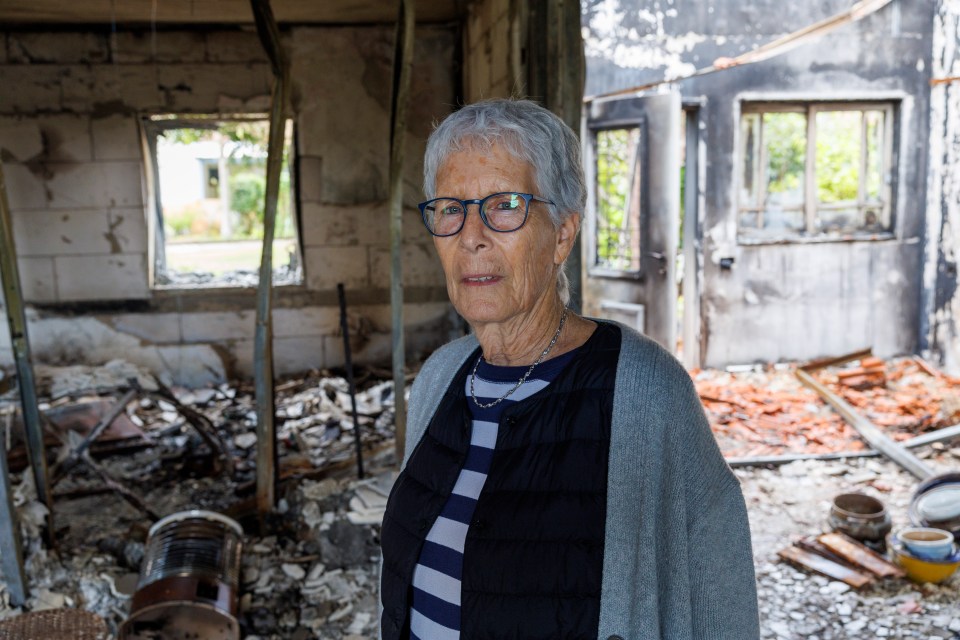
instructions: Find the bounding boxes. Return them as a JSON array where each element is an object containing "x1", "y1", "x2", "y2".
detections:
[
  {"x1": 818, "y1": 532, "x2": 906, "y2": 579},
  {"x1": 0, "y1": 158, "x2": 54, "y2": 548},
  {"x1": 796, "y1": 368, "x2": 935, "y2": 480},
  {"x1": 794, "y1": 536, "x2": 857, "y2": 568},
  {"x1": 799, "y1": 348, "x2": 873, "y2": 373},
  {"x1": 251, "y1": 0, "x2": 291, "y2": 521},
  {"x1": 777, "y1": 546, "x2": 875, "y2": 588},
  {"x1": 388, "y1": 0, "x2": 415, "y2": 465}
]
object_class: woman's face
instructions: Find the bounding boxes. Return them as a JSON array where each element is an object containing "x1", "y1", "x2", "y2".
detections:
[{"x1": 432, "y1": 143, "x2": 578, "y2": 328}]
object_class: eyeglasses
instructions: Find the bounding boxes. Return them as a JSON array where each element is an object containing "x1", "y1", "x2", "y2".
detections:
[{"x1": 418, "y1": 192, "x2": 554, "y2": 237}]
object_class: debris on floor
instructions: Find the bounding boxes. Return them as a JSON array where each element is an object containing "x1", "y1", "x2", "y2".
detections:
[
  {"x1": 0, "y1": 353, "x2": 957, "y2": 639},
  {"x1": 695, "y1": 354, "x2": 960, "y2": 459},
  {"x1": 0, "y1": 362, "x2": 402, "y2": 638}
]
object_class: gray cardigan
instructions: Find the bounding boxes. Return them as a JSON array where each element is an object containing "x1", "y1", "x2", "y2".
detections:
[{"x1": 400, "y1": 322, "x2": 760, "y2": 639}]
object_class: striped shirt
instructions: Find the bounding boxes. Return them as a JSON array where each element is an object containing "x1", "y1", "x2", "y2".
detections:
[{"x1": 409, "y1": 349, "x2": 578, "y2": 640}]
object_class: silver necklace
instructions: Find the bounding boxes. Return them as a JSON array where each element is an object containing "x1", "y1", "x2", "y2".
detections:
[{"x1": 470, "y1": 308, "x2": 568, "y2": 409}]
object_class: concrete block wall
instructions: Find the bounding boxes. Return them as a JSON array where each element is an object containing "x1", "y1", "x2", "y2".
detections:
[
  {"x1": 464, "y1": 0, "x2": 516, "y2": 101},
  {"x1": 0, "y1": 27, "x2": 456, "y2": 384}
]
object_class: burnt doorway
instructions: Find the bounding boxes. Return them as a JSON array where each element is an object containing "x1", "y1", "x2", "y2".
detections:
[{"x1": 582, "y1": 91, "x2": 682, "y2": 353}]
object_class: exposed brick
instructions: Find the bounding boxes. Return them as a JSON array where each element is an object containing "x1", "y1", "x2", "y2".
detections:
[
  {"x1": 300, "y1": 201, "x2": 391, "y2": 247},
  {"x1": 111, "y1": 31, "x2": 206, "y2": 64},
  {"x1": 351, "y1": 301, "x2": 452, "y2": 332},
  {"x1": 273, "y1": 336, "x2": 324, "y2": 375},
  {"x1": 204, "y1": 30, "x2": 269, "y2": 63},
  {"x1": 60, "y1": 64, "x2": 163, "y2": 113},
  {"x1": 37, "y1": 114, "x2": 93, "y2": 162},
  {"x1": 108, "y1": 207, "x2": 148, "y2": 254},
  {"x1": 8, "y1": 32, "x2": 109, "y2": 65},
  {"x1": 1, "y1": 163, "x2": 47, "y2": 210},
  {"x1": 272, "y1": 306, "x2": 340, "y2": 338},
  {"x1": 369, "y1": 242, "x2": 445, "y2": 288},
  {"x1": 0, "y1": 66, "x2": 62, "y2": 114},
  {"x1": 298, "y1": 155, "x2": 322, "y2": 203},
  {"x1": 303, "y1": 245, "x2": 369, "y2": 291},
  {"x1": 45, "y1": 161, "x2": 143, "y2": 210},
  {"x1": 107, "y1": 312, "x2": 182, "y2": 343},
  {"x1": 55, "y1": 254, "x2": 149, "y2": 301},
  {"x1": 157, "y1": 63, "x2": 272, "y2": 112},
  {"x1": 11, "y1": 209, "x2": 111, "y2": 257},
  {"x1": 181, "y1": 310, "x2": 255, "y2": 342},
  {"x1": 323, "y1": 331, "x2": 392, "y2": 368},
  {"x1": 0, "y1": 118, "x2": 43, "y2": 161},
  {"x1": 92, "y1": 115, "x2": 141, "y2": 160},
  {"x1": 17, "y1": 256, "x2": 57, "y2": 302}
]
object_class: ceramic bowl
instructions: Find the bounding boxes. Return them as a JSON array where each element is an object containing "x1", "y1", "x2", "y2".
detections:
[
  {"x1": 887, "y1": 533, "x2": 960, "y2": 584},
  {"x1": 909, "y1": 473, "x2": 960, "y2": 538},
  {"x1": 898, "y1": 527, "x2": 955, "y2": 560},
  {"x1": 828, "y1": 493, "x2": 891, "y2": 542}
]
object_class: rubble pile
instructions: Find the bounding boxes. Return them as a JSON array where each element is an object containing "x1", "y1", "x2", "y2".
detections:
[
  {"x1": 0, "y1": 363, "x2": 401, "y2": 638},
  {"x1": 741, "y1": 450, "x2": 960, "y2": 640},
  {"x1": 696, "y1": 356, "x2": 960, "y2": 458},
  {"x1": 0, "y1": 355, "x2": 957, "y2": 639}
]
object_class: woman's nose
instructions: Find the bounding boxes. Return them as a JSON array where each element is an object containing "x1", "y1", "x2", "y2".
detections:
[{"x1": 457, "y1": 204, "x2": 489, "y2": 249}]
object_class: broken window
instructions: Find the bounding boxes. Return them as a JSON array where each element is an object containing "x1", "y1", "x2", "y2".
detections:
[
  {"x1": 593, "y1": 127, "x2": 643, "y2": 272},
  {"x1": 143, "y1": 114, "x2": 303, "y2": 288},
  {"x1": 738, "y1": 102, "x2": 894, "y2": 242}
]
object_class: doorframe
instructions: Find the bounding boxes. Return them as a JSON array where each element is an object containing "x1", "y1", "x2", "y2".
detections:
[{"x1": 682, "y1": 99, "x2": 705, "y2": 369}]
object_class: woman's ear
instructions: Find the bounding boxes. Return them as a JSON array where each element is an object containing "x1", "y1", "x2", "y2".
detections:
[{"x1": 554, "y1": 212, "x2": 580, "y2": 266}]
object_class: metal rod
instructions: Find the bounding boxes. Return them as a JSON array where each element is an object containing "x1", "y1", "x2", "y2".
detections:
[
  {"x1": 250, "y1": 0, "x2": 290, "y2": 520},
  {"x1": 337, "y1": 284, "x2": 364, "y2": 480},
  {"x1": 796, "y1": 368, "x2": 935, "y2": 480},
  {"x1": 0, "y1": 160, "x2": 54, "y2": 546},
  {"x1": 0, "y1": 413, "x2": 28, "y2": 606},
  {"x1": 388, "y1": 0, "x2": 415, "y2": 465},
  {"x1": 727, "y1": 422, "x2": 960, "y2": 468},
  {"x1": 52, "y1": 388, "x2": 138, "y2": 479}
]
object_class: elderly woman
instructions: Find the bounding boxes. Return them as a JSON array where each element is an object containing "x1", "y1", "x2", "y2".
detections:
[{"x1": 379, "y1": 99, "x2": 759, "y2": 640}]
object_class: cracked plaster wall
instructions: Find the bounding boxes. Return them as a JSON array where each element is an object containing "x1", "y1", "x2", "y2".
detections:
[
  {"x1": 0, "y1": 27, "x2": 457, "y2": 384},
  {"x1": 583, "y1": 0, "x2": 937, "y2": 367},
  {"x1": 924, "y1": 0, "x2": 960, "y2": 375}
]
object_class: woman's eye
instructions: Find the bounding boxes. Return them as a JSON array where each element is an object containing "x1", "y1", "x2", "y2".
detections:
[{"x1": 441, "y1": 205, "x2": 463, "y2": 216}]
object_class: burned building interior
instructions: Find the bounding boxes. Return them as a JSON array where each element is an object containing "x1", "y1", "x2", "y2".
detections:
[{"x1": 0, "y1": 0, "x2": 959, "y2": 638}]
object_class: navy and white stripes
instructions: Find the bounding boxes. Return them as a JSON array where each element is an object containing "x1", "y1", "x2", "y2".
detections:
[{"x1": 409, "y1": 351, "x2": 575, "y2": 640}]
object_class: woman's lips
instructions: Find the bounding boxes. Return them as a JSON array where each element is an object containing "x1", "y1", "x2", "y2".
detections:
[{"x1": 461, "y1": 274, "x2": 502, "y2": 286}]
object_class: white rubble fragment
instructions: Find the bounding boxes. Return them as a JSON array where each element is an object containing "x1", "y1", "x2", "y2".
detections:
[
  {"x1": 282, "y1": 563, "x2": 307, "y2": 580},
  {"x1": 235, "y1": 432, "x2": 258, "y2": 449}
]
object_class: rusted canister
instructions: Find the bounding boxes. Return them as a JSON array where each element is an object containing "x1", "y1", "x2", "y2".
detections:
[{"x1": 120, "y1": 510, "x2": 243, "y2": 640}]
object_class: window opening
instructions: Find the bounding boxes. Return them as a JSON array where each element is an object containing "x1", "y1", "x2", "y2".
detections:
[
  {"x1": 737, "y1": 102, "x2": 894, "y2": 241},
  {"x1": 594, "y1": 127, "x2": 642, "y2": 271},
  {"x1": 146, "y1": 114, "x2": 302, "y2": 288}
]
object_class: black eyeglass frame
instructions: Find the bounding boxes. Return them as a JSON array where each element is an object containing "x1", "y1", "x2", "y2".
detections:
[{"x1": 418, "y1": 192, "x2": 555, "y2": 237}]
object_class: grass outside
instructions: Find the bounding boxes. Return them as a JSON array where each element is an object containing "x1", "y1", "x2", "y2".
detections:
[{"x1": 166, "y1": 238, "x2": 298, "y2": 275}]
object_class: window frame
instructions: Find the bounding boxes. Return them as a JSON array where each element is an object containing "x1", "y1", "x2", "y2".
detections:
[
  {"x1": 736, "y1": 100, "x2": 897, "y2": 244},
  {"x1": 141, "y1": 112, "x2": 303, "y2": 290},
  {"x1": 585, "y1": 122, "x2": 648, "y2": 280}
]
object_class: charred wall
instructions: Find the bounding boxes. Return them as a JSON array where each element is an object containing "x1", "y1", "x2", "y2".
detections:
[
  {"x1": 924, "y1": 0, "x2": 960, "y2": 375},
  {"x1": 583, "y1": 0, "x2": 937, "y2": 366},
  {"x1": 0, "y1": 26, "x2": 458, "y2": 384}
]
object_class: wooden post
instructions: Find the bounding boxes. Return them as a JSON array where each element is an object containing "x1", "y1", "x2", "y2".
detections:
[
  {"x1": 389, "y1": 0, "x2": 416, "y2": 464},
  {"x1": 250, "y1": 0, "x2": 290, "y2": 520},
  {"x1": 0, "y1": 161, "x2": 54, "y2": 547}
]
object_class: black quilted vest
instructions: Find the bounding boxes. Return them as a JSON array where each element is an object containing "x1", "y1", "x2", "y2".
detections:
[{"x1": 380, "y1": 323, "x2": 620, "y2": 640}]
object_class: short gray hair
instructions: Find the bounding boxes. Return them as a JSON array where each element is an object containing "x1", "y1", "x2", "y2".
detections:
[{"x1": 423, "y1": 99, "x2": 585, "y2": 305}]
